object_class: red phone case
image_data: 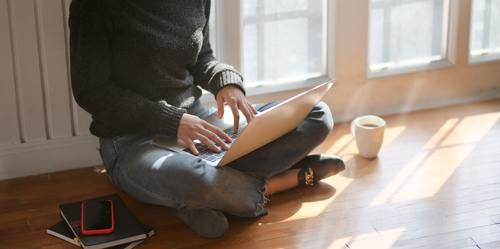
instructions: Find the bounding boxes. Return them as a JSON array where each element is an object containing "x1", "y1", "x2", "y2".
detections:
[{"x1": 80, "y1": 200, "x2": 115, "y2": 235}]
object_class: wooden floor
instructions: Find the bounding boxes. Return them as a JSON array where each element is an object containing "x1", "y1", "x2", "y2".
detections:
[{"x1": 1, "y1": 100, "x2": 500, "y2": 249}]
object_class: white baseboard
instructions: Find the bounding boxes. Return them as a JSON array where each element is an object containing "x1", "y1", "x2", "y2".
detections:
[
  {"x1": 334, "y1": 91, "x2": 500, "y2": 123},
  {"x1": 0, "y1": 135, "x2": 102, "y2": 180}
]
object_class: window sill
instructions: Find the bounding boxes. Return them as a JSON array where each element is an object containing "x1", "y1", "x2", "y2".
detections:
[
  {"x1": 469, "y1": 53, "x2": 500, "y2": 65},
  {"x1": 198, "y1": 75, "x2": 332, "y2": 105},
  {"x1": 245, "y1": 75, "x2": 331, "y2": 96},
  {"x1": 368, "y1": 59, "x2": 453, "y2": 79}
]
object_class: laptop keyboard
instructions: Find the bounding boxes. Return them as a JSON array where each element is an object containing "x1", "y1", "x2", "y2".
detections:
[{"x1": 183, "y1": 125, "x2": 246, "y2": 163}]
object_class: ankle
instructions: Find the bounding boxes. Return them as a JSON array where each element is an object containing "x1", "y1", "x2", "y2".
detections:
[{"x1": 266, "y1": 168, "x2": 300, "y2": 195}]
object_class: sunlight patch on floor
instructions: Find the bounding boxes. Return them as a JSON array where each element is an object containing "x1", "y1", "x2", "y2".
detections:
[
  {"x1": 326, "y1": 236, "x2": 352, "y2": 249},
  {"x1": 325, "y1": 133, "x2": 355, "y2": 155},
  {"x1": 93, "y1": 167, "x2": 107, "y2": 174},
  {"x1": 370, "y1": 151, "x2": 430, "y2": 206},
  {"x1": 380, "y1": 126, "x2": 407, "y2": 150},
  {"x1": 392, "y1": 144, "x2": 475, "y2": 203},
  {"x1": 439, "y1": 113, "x2": 500, "y2": 146},
  {"x1": 422, "y1": 118, "x2": 460, "y2": 149},
  {"x1": 391, "y1": 112, "x2": 499, "y2": 203},
  {"x1": 371, "y1": 112, "x2": 499, "y2": 205},
  {"x1": 371, "y1": 119, "x2": 458, "y2": 206},
  {"x1": 326, "y1": 228, "x2": 405, "y2": 249},
  {"x1": 264, "y1": 112, "x2": 497, "y2": 223},
  {"x1": 278, "y1": 175, "x2": 354, "y2": 223}
]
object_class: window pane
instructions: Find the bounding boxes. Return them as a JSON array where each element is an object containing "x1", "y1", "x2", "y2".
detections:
[
  {"x1": 242, "y1": 0, "x2": 325, "y2": 86},
  {"x1": 470, "y1": 0, "x2": 500, "y2": 58},
  {"x1": 369, "y1": 0, "x2": 449, "y2": 72}
]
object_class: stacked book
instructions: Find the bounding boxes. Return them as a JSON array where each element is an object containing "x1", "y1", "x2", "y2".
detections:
[{"x1": 47, "y1": 194, "x2": 155, "y2": 249}]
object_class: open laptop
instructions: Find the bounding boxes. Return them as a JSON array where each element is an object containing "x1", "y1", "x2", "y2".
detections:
[{"x1": 152, "y1": 81, "x2": 334, "y2": 167}]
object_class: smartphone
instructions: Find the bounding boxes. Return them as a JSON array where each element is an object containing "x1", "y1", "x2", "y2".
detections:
[{"x1": 80, "y1": 200, "x2": 115, "y2": 235}]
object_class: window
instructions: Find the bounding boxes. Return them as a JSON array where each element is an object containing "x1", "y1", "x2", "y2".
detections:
[
  {"x1": 469, "y1": 0, "x2": 500, "y2": 63},
  {"x1": 208, "y1": 0, "x2": 328, "y2": 94},
  {"x1": 369, "y1": 0, "x2": 450, "y2": 75},
  {"x1": 241, "y1": 0, "x2": 326, "y2": 87}
]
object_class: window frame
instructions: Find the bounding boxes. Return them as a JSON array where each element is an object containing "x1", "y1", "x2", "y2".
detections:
[
  {"x1": 212, "y1": 0, "x2": 333, "y2": 96},
  {"x1": 468, "y1": 0, "x2": 500, "y2": 64},
  {"x1": 367, "y1": 0, "x2": 457, "y2": 79}
]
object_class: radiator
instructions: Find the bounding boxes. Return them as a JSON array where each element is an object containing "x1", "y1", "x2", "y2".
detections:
[{"x1": 0, "y1": 0, "x2": 100, "y2": 180}]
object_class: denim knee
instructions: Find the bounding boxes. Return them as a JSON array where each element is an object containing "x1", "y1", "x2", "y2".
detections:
[
  {"x1": 186, "y1": 167, "x2": 269, "y2": 218},
  {"x1": 306, "y1": 101, "x2": 334, "y2": 143},
  {"x1": 141, "y1": 155, "x2": 268, "y2": 217},
  {"x1": 220, "y1": 176, "x2": 269, "y2": 218}
]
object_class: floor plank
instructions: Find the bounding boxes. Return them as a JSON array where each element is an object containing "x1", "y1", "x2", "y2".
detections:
[{"x1": 1, "y1": 100, "x2": 500, "y2": 248}]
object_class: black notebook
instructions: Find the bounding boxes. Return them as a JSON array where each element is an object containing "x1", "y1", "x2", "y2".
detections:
[
  {"x1": 46, "y1": 221, "x2": 145, "y2": 249},
  {"x1": 59, "y1": 194, "x2": 154, "y2": 249},
  {"x1": 47, "y1": 221, "x2": 81, "y2": 246}
]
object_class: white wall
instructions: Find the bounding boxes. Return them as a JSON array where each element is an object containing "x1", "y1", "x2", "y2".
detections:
[
  {"x1": 0, "y1": 0, "x2": 100, "y2": 180},
  {"x1": 0, "y1": 0, "x2": 499, "y2": 180}
]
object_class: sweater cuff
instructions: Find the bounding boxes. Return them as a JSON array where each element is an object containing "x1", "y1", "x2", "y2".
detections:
[
  {"x1": 147, "y1": 100, "x2": 186, "y2": 137},
  {"x1": 209, "y1": 70, "x2": 246, "y2": 97}
]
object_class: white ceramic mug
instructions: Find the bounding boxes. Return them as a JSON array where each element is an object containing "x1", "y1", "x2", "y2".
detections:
[{"x1": 351, "y1": 115, "x2": 386, "y2": 159}]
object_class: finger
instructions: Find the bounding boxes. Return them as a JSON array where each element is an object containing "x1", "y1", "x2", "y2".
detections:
[
  {"x1": 240, "y1": 101, "x2": 253, "y2": 123},
  {"x1": 197, "y1": 134, "x2": 221, "y2": 153},
  {"x1": 245, "y1": 101, "x2": 256, "y2": 119},
  {"x1": 217, "y1": 96, "x2": 225, "y2": 119},
  {"x1": 205, "y1": 122, "x2": 232, "y2": 143},
  {"x1": 229, "y1": 103, "x2": 240, "y2": 133},
  {"x1": 186, "y1": 140, "x2": 199, "y2": 155},
  {"x1": 247, "y1": 102, "x2": 257, "y2": 119},
  {"x1": 249, "y1": 102, "x2": 258, "y2": 115},
  {"x1": 201, "y1": 128, "x2": 229, "y2": 150}
]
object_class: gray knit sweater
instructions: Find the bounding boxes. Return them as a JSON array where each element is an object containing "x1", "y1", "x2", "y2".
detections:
[{"x1": 69, "y1": 0, "x2": 244, "y2": 138}]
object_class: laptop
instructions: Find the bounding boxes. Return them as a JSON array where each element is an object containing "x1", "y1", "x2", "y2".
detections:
[{"x1": 152, "y1": 81, "x2": 334, "y2": 167}]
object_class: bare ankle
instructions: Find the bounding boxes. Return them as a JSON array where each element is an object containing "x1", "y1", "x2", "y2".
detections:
[{"x1": 265, "y1": 169, "x2": 300, "y2": 195}]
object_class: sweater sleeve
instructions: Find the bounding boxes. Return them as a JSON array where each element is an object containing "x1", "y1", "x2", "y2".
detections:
[
  {"x1": 69, "y1": 0, "x2": 186, "y2": 138},
  {"x1": 189, "y1": 0, "x2": 246, "y2": 97}
]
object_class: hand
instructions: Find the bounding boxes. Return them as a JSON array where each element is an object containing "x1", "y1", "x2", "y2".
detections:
[
  {"x1": 177, "y1": 113, "x2": 232, "y2": 155},
  {"x1": 216, "y1": 85, "x2": 257, "y2": 133}
]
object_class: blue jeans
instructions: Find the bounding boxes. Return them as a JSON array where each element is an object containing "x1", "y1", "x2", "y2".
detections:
[{"x1": 98, "y1": 101, "x2": 333, "y2": 236}]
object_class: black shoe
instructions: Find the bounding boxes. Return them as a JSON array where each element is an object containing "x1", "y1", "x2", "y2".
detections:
[{"x1": 294, "y1": 155, "x2": 345, "y2": 186}]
